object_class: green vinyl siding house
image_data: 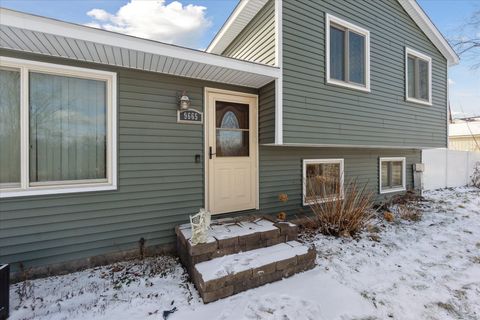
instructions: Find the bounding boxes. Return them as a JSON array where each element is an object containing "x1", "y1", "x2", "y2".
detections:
[{"x1": 0, "y1": 0, "x2": 458, "y2": 275}]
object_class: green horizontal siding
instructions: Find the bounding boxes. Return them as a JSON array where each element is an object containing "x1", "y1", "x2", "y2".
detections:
[
  {"x1": 255, "y1": 147, "x2": 420, "y2": 216},
  {"x1": 222, "y1": 0, "x2": 276, "y2": 66},
  {"x1": 259, "y1": 81, "x2": 276, "y2": 144},
  {"x1": 0, "y1": 50, "x2": 256, "y2": 271},
  {"x1": 0, "y1": 47, "x2": 421, "y2": 272},
  {"x1": 282, "y1": 0, "x2": 448, "y2": 147}
]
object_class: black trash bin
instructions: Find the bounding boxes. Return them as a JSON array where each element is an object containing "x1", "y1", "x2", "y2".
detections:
[{"x1": 0, "y1": 264, "x2": 9, "y2": 320}]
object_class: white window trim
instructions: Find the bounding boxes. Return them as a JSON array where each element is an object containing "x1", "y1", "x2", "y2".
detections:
[
  {"x1": 0, "y1": 56, "x2": 117, "y2": 198},
  {"x1": 379, "y1": 157, "x2": 406, "y2": 194},
  {"x1": 325, "y1": 13, "x2": 371, "y2": 92},
  {"x1": 405, "y1": 47, "x2": 432, "y2": 106},
  {"x1": 302, "y1": 158, "x2": 344, "y2": 206}
]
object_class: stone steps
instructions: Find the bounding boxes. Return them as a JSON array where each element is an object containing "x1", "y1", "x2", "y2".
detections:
[
  {"x1": 176, "y1": 218, "x2": 298, "y2": 273},
  {"x1": 176, "y1": 218, "x2": 316, "y2": 303},
  {"x1": 193, "y1": 241, "x2": 316, "y2": 303}
]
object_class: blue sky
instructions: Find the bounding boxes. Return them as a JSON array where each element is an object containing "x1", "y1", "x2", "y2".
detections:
[
  {"x1": 418, "y1": 0, "x2": 479, "y2": 117},
  {"x1": 2, "y1": 0, "x2": 478, "y2": 117}
]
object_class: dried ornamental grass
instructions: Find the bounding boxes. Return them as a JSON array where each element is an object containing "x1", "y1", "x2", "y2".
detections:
[
  {"x1": 277, "y1": 211, "x2": 287, "y2": 221},
  {"x1": 306, "y1": 178, "x2": 376, "y2": 237},
  {"x1": 397, "y1": 203, "x2": 423, "y2": 221},
  {"x1": 278, "y1": 193, "x2": 289, "y2": 202},
  {"x1": 384, "y1": 211, "x2": 395, "y2": 223}
]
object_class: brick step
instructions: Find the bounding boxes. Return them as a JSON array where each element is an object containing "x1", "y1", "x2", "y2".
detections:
[
  {"x1": 176, "y1": 218, "x2": 298, "y2": 276},
  {"x1": 192, "y1": 241, "x2": 316, "y2": 303}
]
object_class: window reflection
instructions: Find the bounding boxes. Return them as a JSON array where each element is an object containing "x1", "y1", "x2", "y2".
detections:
[
  {"x1": 221, "y1": 111, "x2": 240, "y2": 129},
  {"x1": 29, "y1": 72, "x2": 107, "y2": 182},
  {"x1": 215, "y1": 101, "x2": 249, "y2": 157},
  {"x1": 305, "y1": 163, "x2": 341, "y2": 202},
  {"x1": 0, "y1": 68, "x2": 21, "y2": 186},
  {"x1": 381, "y1": 160, "x2": 404, "y2": 190}
]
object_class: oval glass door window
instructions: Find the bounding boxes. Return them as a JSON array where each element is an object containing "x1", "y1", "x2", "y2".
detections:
[{"x1": 216, "y1": 101, "x2": 249, "y2": 157}]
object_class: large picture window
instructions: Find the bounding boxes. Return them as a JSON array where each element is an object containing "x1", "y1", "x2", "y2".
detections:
[
  {"x1": 379, "y1": 157, "x2": 406, "y2": 194},
  {"x1": 0, "y1": 67, "x2": 21, "y2": 188},
  {"x1": 326, "y1": 14, "x2": 370, "y2": 92},
  {"x1": 405, "y1": 47, "x2": 432, "y2": 105},
  {"x1": 303, "y1": 159, "x2": 344, "y2": 206},
  {"x1": 0, "y1": 57, "x2": 117, "y2": 198}
]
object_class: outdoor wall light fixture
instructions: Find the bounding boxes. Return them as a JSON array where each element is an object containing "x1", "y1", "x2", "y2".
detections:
[
  {"x1": 177, "y1": 90, "x2": 203, "y2": 124},
  {"x1": 179, "y1": 91, "x2": 191, "y2": 110}
]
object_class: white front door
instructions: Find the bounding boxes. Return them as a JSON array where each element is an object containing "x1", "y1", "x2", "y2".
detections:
[{"x1": 205, "y1": 88, "x2": 258, "y2": 215}]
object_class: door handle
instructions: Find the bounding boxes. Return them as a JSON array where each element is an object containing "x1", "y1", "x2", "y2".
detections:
[{"x1": 209, "y1": 146, "x2": 216, "y2": 159}]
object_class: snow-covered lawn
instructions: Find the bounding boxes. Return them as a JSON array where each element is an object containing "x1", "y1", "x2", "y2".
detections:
[{"x1": 9, "y1": 188, "x2": 480, "y2": 320}]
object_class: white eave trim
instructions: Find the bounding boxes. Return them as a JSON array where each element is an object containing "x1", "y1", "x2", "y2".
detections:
[
  {"x1": 398, "y1": 0, "x2": 459, "y2": 65},
  {"x1": 262, "y1": 143, "x2": 432, "y2": 150},
  {"x1": 0, "y1": 7, "x2": 281, "y2": 79},
  {"x1": 206, "y1": 0, "x2": 269, "y2": 54}
]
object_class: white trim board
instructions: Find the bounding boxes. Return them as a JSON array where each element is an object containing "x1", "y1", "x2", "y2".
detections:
[
  {"x1": 0, "y1": 56, "x2": 117, "y2": 198},
  {"x1": 261, "y1": 143, "x2": 427, "y2": 150},
  {"x1": 274, "y1": 0, "x2": 283, "y2": 145}
]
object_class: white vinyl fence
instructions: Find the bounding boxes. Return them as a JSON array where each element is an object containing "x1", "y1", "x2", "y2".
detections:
[{"x1": 422, "y1": 148, "x2": 480, "y2": 190}]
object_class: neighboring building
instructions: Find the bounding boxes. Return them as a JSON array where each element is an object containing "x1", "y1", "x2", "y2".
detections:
[
  {"x1": 0, "y1": 0, "x2": 459, "y2": 274},
  {"x1": 449, "y1": 117, "x2": 480, "y2": 152}
]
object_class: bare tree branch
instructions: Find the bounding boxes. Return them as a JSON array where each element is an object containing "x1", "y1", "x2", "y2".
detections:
[{"x1": 449, "y1": 9, "x2": 480, "y2": 68}]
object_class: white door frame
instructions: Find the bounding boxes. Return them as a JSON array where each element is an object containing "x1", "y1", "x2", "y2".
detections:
[{"x1": 203, "y1": 87, "x2": 259, "y2": 214}]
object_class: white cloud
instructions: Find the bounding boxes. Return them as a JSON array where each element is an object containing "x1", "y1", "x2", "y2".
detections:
[
  {"x1": 87, "y1": 8, "x2": 113, "y2": 21},
  {"x1": 86, "y1": 0, "x2": 211, "y2": 48},
  {"x1": 448, "y1": 78, "x2": 455, "y2": 85}
]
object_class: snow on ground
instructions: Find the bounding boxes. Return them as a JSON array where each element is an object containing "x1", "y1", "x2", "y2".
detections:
[{"x1": 9, "y1": 187, "x2": 480, "y2": 320}]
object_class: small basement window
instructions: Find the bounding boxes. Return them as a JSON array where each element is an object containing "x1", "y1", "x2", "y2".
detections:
[
  {"x1": 0, "y1": 57, "x2": 117, "y2": 198},
  {"x1": 406, "y1": 47, "x2": 432, "y2": 105},
  {"x1": 326, "y1": 13, "x2": 370, "y2": 92},
  {"x1": 379, "y1": 157, "x2": 406, "y2": 194},
  {"x1": 303, "y1": 159, "x2": 344, "y2": 205}
]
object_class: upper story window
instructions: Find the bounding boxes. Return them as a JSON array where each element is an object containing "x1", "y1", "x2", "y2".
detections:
[
  {"x1": 0, "y1": 57, "x2": 117, "y2": 198},
  {"x1": 405, "y1": 47, "x2": 432, "y2": 106},
  {"x1": 326, "y1": 14, "x2": 371, "y2": 92}
]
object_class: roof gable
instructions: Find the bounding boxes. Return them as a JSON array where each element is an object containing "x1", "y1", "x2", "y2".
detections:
[
  {"x1": 207, "y1": 0, "x2": 459, "y2": 65},
  {"x1": 207, "y1": 0, "x2": 269, "y2": 55},
  {"x1": 398, "y1": 0, "x2": 458, "y2": 65}
]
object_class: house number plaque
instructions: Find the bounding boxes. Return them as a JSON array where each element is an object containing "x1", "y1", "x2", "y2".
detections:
[{"x1": 177, "y1": 109, "x2": 203, "y2": 124}]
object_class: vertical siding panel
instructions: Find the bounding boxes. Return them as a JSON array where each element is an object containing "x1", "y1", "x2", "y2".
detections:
[{"x1": 222, "y1": 0, "x2": 276, "y2": 66}]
